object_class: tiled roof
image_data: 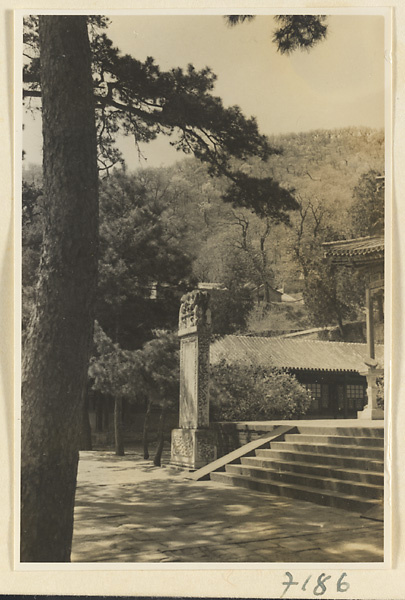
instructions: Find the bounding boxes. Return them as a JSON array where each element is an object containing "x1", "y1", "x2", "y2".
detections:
[
  {"x1": 210, "y1": 335, "x2": 384, "y2": 373},
  {"x1": 323, "y1": 236, "x2": 384, "y2": 260}
]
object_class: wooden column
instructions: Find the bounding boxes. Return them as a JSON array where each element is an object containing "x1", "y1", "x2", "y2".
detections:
[
  {"x1": 359, "y1": 279, "x2": 384, "y2": 420},
  {"x1": 365, "y1": 286, "x2": 375, "y2": 360}
]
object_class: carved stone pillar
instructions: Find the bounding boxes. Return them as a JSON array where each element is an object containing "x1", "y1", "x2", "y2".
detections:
[
  {"x1": 171, "y1": 290, "x2": 217, "y2": 469},
  {"x1": 358, "y1": 363, "x2": 384, "y2": 420}
]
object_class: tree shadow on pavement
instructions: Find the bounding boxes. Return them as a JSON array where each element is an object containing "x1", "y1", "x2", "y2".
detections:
[{"x1": 72, "y1": 455, "x2": 384, "y2": 563}]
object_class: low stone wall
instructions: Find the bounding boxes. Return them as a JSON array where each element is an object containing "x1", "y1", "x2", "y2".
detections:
[
  {"x1": 91, "y1": 420, "x2": 282, "y2": 457},
  {"x1": 210, "y1": 421, "x2": 281, "y2": 458}
]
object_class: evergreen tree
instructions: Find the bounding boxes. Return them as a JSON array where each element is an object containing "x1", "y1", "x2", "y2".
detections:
[
  {"x1": 23, "y1": 16, "x2": 299, "y2": 217},
  {"x1": 89, "y1": 322, "x2": 141, "y2": 456},
  {"x1": 351, "y1": 170, "x2": 384, "y2": 237},
  {"x1": 97, "y1": 169, "x2": 192, "y2": 349},
  {"x1": 20, "y1": 14, "x2": 332, "y2": 561},
  {"x1": 226, "y1": 15, "x2": 328, "y2": 55},
  {"x1": 134, "y1": 331, "x2": 180, "y2": 466},
  {"x1": 21, "y1": 15, "x2": 98, "y2": 562}
]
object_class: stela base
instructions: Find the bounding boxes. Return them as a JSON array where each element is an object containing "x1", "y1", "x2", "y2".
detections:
[{"x1": 171, "y1": 428, "x2": 217, "y2": 470}]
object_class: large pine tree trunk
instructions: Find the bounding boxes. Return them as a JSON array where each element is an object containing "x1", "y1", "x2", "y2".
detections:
[{"x1": 21, "y1": 16, "x2": 98, "y2": 562}]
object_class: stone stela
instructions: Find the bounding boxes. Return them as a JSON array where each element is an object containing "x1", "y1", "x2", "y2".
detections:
[{"x1": 171, "y1": 290, "x2": 217, "y2": 469}]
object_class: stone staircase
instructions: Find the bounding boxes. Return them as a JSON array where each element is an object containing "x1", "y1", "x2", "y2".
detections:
[{"x1": 210, "y1": 425, "x2": 384, "y2": 514}]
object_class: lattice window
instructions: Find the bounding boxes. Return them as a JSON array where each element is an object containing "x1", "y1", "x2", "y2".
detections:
[
  {"x1": 337, "y1": 385, "x2": 345, "y2": 410},
  {"x1": 346, "y1": 384, "x2": 366, "y2": 410},
  {"x1": 305, "y1": 383, "x2": 321, "y2": 411},
  {"x1": 321, "y1": 384, "x2": 329, "y2": 408}
]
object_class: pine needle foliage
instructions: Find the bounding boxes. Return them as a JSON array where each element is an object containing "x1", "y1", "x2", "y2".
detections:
[
  {"x1": 225, "y1": 14, "x2": 328, "y2": 54},
  {"x1": 273, "y1": 16, "x2": 328, "y2": 54},
  {"x1": 226, "y1": 15, "x2": 255, "y2": 26},
  {"x1": 23, "y1": 15, "x2": 298, "y2": 219}
]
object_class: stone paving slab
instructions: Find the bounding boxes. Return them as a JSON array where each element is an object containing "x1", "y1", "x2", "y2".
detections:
[{"x1": 71, "y1": 449, "x2": 384, "y2": 563}]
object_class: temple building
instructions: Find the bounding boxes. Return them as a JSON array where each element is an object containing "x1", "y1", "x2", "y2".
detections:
[
  {"x1": 323, "y1": 235, "x2": 384, "y2": 419},
  {"x1": 210, "y1": 335, "x2": 384, "y2": 419}
]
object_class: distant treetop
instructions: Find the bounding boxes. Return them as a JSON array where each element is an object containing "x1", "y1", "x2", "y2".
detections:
[{"x1": 226, "y1": 15, "x2": 328, "y2": 54}]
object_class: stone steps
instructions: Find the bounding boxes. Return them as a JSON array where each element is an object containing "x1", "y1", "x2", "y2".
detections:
[
  {"x1": 225, "y1": 464, "x2": 383, "y2": 499},
  {"x1": 209, "y1": 425, "x2": 384, "y2": 513},
  {"x1": 211, "y1": 471, "x2": 381, "y2": 514},
  {"x1": 296, "y1": 426, "x2": 384, "y2": 438},
  {"x1": 267, "y1": 441, "x2": 384, "y2": 459},
  {"x1": 284, "y1": 434, "x2": 384, "y2": 447},
  {"x1": 255, "y1": 448, "x2": 384, "y2": 472},
  {"x1": 241, "y1": 456, "x2": 384, "y2": 486}
]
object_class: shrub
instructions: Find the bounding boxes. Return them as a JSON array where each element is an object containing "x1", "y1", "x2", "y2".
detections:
[
  {"x1": 376, "y1": 375, "x2": 384, "y2": 410},
  {"x1": 210, "y1": 359, "x2": 312, "y2": 421}
]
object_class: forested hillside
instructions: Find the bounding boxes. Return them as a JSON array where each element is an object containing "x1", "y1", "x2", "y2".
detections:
[
  {"x1": 21, "y1": 124, "x2": 384, "y2": 479},
  {"x1": 169, "y1": 126, "x2": 384, "y2": 334},
  {"x1": 23, "y1": 125, "x2": 384, "y2": 342}
]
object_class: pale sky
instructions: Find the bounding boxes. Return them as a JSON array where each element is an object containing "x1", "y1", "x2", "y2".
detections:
[{"x1": 23, "y1": 14, "x2": 385, "y2": 170}]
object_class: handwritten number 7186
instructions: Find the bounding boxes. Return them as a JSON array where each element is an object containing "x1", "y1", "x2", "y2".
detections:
[{"x1": 281, "y1": 572, "x2": 350, "y2": 597}]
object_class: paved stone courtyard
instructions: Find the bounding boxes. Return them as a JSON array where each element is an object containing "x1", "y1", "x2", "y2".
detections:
[{"x1": 71, "y1": 448, "x2": 384, "y2": 563}]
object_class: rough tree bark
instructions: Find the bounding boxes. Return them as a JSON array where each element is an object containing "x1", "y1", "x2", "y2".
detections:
[
  {"x1": 21, "y1": 16, "x2": 98, "y2": 562},
  {"x1": 80, "y1": 388, "x2": 93, "y2": 451}
]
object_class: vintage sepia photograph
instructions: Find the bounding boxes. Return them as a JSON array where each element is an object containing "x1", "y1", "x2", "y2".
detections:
[{"x1": 18, "y1": 10, "x2": 388, "y2": 568}]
